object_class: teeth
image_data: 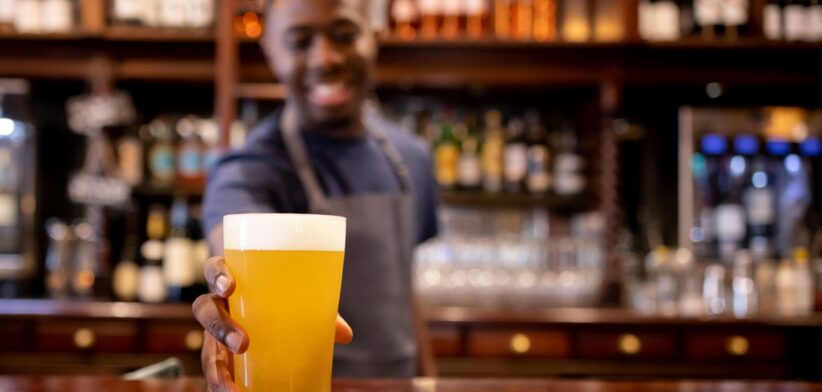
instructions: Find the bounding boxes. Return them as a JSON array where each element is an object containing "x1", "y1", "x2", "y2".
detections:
[{"x1": 314, "y1": 82, "x2": 344, "y2": 98}]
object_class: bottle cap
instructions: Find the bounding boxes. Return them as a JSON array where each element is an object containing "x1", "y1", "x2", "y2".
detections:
[{"x1": 700, "y1": 134, "x2": 727, "y2": 155}]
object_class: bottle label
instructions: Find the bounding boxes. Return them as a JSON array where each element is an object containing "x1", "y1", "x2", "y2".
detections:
[
  {"x1": 763, "y1": 4, "x2": 782, "y2": 39},
  {"x1": 0, "y1": 0, "x2": 16, "y2": 23},
  {"x1": 715, "y1": 204, "x2": 746, "y2": 242},
  {"x1": 694, "y1": 0, "x2": 721, "y2": 25},
  {"x1": 41, "y1": 0, "x2": 73, "y2": 32},
  {"x1": 527, "y1": 146, "x2": 550, "y2": 192},
  {"x1": 465, "y1": 0, "x2": 488, "y2": 14},
  {"x1": 655, "y1": 1, "x2": 681, "y2": 41},
  {"x1": 435, "y1": 144, "x2": 459, "y2": 187},
  {"x1": 784, "y1": 5, "x2": 805, "y2": 40},
  {"x1": 745, "y1": 188, "x2": 775, "y2": 225},
  {"x1": 0, "y1": 193, "x2": 17, "y2": 227},
  {"x1": 186, "y1": 0, "x2": 214, "y2": 28},
  {"x1": 504, "y1": 143, "x2": 528, "y2": 182},
  {"x1": 150, "y1": 146, "x2": 175, "y2": 180},
  {"x1": 14, "y1": 0, "x2": 41, "y2": 32},
  {"x1": 458, "y1": 155, "x2": 482, "y2": 187},
  {"x1": 393, "y1": 0, "x2": 418, "y2": 22},
  {"x1": 443, "y1": 0, "x2": 461, "y2": 15},
  {"x1": 721, "y1": 0, "x2": 748, "y2": 26},
  {"x1": 164, "y1": 238, "x2": 195, "y2": 286},
  {"x1": 114, "y1": 0, "x2": 142, "y2": 21},
  {"x1": 809, "y1": 5, "x2": 822, "y2": 40},
  {"x1": 178, "y1": 148, "x2": 203, "y2": 177},
  {"x1": 160, "y1": 0, "x2": 186, "y2": 27}
]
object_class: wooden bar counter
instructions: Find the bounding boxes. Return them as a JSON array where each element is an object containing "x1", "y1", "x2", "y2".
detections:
[{"x1": 3, "y1": 377, "x2": 822, "y2": 392}]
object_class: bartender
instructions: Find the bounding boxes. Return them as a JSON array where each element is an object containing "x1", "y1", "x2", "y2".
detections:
[{"x1": 191, "y1": 0, "x2": 439, "y2": 390}]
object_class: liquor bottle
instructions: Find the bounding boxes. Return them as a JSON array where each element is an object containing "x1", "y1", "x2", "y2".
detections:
[
  {"x1": 593, "y1": 0, "x2": 625, "y2": 42},
  {"x1": 639, "y1": 0, "x2": 656, "y2": 40},
  {"x1": 14, "y1": 0, "x2": 41, "y2": 33},
  {"x1": 481, "y1": 110, "x2": 505, "y2": 193},
  {"x1": 494, "y1": 0, "x2": 511, "y2": 38},
  {"x1": 45, "y1": 219, "x2": 73, "y2": 299},
  {"x1": 560, "y1": 0, "x2": 591, "y2": 42},
  {"x1": 112, "y1": 206, "x2": 139, "y2": 302},
  {"x1": 434, "y1": 111, "x2": 460, "y2": 190},
  {"x1": 42, "y1": 0, "x2": 74, "y2": 32},
  {"x1": 694, "y1": 0, "x2": 721, "y2": 39},
  {"x1": 186, "y1": 0, "x2": 215, "y2": 28},
  {"x1": 721, "y1": 0, "x2": 749, "y2": 40},
  {"x1": 112, "y1": 0, "x2": 143, "y2": 25},
  {"x1": 763, "y1": 0, "x2": 784, "y2": 39},
  {"x1": 199, "y1": 118, "x2": 222, "y2": 173},
  {"x1": 741, "y1": 136, "x2": 776, "y2": 260},
  {"x1": 511, "y1": 0, "x2": 533, "y2": 40},
  {"x1": 370, "y1": 0, "x2": 391, "y2": 36},
  {"x1": 418, "y1": 0, "x2": 441, "y2": 38},
  {"x1": 532, "y1": 0, "x2": 556, "y2": 42},
  {"x1": 793, "y1": 247, "x2": 814, "y2": 316},
  {"x1": 784, "y1": 0, "x2": 806, "y2": 41},
  {"x1": 678, "y1": 0, "x2": 696, "y2": 37},
  {"x1": 0, "y1": 0, "x2": 16, "y2": 31},
  {"x1": 465, "y1": 0, "x2": 489, "y2": 38},
  {"x1": 71, "y1": 222, "x2": 99, "y2": 299},
  {"x1": 392, "y1": 0, "x2": 419, "y2": 40},
  {"x1": 503, "y1": 116, "x2": 528, "y2": 193},
  {"x1": 766, "y1": 139, "x2": 791, "y2": 257},
  {"x1": 810, "y1": 0, "x2": 822, "y2": 41},
  {"x1": 159, "y1": 0, "x2": 186, "y2": 28},
  {"x1": 139, "y1": 204, "x2": 168, "y2": 303},
  {"x1": 714, "y1": 137, "x2": 745, "y2": 262},
  {"x1": 552, "y1": 121, "x2": 585, "y2": 196},
  {"x1": 164, "y1": 199, "x2": 196, "y2": 303},
  {"x1": 147, "y1": 118, "x2": 176, "y2": 187},
  {"x1": 458, "y1": 126, "x2": 482, "y2": 191},
  {"x1": 117, "y1": 128, "x2": 144, "y2": 186},
  {"x1": 525, "y1": 111, "x2": 550, "y2": 194},
  {"x1": 441, "y1": 0, "x2": 461, "y2": 38},
  {"x1": 656, "y1": 0, "x2": 682, "y2": 41},
  {"x1": 176, "y1": 116, "x2": 205, "y2": 189}
]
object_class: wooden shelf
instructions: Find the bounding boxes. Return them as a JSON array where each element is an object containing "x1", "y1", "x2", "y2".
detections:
[
  {"x1": 103, "y1": 26, "x2": 215, "y2": 42},
  {"x1": 0, "y1": 299, "x2": 194, "y2": 321},
  {"x1": 235, "y1": 82, "x2": 286, "y2": 100},
  {"x1": 440, "y1": 191, "x2": 588, "y2": 210}
]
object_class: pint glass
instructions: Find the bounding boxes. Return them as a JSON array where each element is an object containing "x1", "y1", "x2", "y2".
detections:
[{"x1": 223, "y1": 213, "x2": 346, "y2": 392}]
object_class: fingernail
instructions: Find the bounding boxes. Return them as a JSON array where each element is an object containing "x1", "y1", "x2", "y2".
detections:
[
  {"x1": 226, "y1": 332, "x2": 243, "y2": 352},
  {"x1": 216, "y1": 275, "x2": 229, "y2": 295}
]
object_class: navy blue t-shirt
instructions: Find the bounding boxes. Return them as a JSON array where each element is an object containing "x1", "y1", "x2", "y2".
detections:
[{"x1": 203, "y1": 110, "x2": 439, "y2": 245}]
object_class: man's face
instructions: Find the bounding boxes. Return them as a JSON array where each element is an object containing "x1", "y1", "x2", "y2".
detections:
[{"x1": 263, "y1": 0, "x2": 376, "y2": 132}]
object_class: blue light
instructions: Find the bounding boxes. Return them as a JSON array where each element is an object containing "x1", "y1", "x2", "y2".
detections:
[
  {"x1": 701, "y1": 134, "x2": 727, "y2": 156},
  {"x1": 752, "y1": 172, "x2": 768, "y2": 189},
  {"x1": 785, "y1": 154, "x2": 802, "y2": 174},
  {"x1": 730, "y1": 156, "x2": 746, "y2": 177},
  {"x1": 800, "y1": 137, "x2": 822, "y2": 157},
  {"x1": 734, "y1": 135, "x2": 759, "y2": 156},
  {"x1": 767, "y1": 140, "x2": 791, "y2": 157}
]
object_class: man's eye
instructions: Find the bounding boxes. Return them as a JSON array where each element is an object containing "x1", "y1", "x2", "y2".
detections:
[
  {"x1": 286, "y1": 34, "x2": 312, "y2": 51},
  {"x1": 332, "y1": 29, "x2": 359, "y2": 45}
]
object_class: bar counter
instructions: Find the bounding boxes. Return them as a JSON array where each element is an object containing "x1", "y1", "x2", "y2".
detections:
[{"x1": 3, "y1": 377, "x2": 822, "y2": 392}]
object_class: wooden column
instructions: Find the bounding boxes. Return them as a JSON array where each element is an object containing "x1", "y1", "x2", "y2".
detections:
[
  {"x1": 622, "y1": 0, "x2": 640, "y2": 43},
  {"x1": 216, "y1": 0, "x2": 238, "y2": 149}
]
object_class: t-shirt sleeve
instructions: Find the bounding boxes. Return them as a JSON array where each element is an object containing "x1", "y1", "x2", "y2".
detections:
[{"x1": 202, "y1": 158, "x2": 276, "y2": 234}]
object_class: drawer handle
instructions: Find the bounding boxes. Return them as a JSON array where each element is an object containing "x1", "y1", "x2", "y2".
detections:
[
  {"x1": 726, "y1": 335, "x2": 749, "y2": 357},
  {"x1": 509, "y1": 333, "x2": 532, "y2": 355},
  {"x1": 186, "y1": 330, "x2": 205, "y2": 351},
  {"x1": 618, "y1": 334, "x2": 642, "y2": 356},
  {"x1": 73, "y1": 328, "x2": 96, "y2": 350}
]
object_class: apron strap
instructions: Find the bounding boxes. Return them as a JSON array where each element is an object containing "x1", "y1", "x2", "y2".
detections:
[
  {"x1": 280, "y1": 105, "x2": 332, "y2": 212},
  {"x1": 280, "y1": 103, "x2": 415, "y2": 212}
]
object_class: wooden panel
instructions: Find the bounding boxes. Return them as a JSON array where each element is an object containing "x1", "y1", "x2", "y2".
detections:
[
  {"x1": 36, "y1": 320, "x2": 137, "y2": 353},
  {"x1": 686, "y1": 332, "x2": 785, "y2": 360},
  {"x1": 429, "y1": 326, "x2": 462, "y2": 358},
  {"x1": 577, "y1": 331, "x2": 676, "y2": 359},
  {"x1": 467, "y1": 328, "x2": 571, "y2": 358},
  {"x1": 144, "y1": 322, "x2": 205, "y2": 354},
  {"x1": 0, "y1": 320, "x2": 27, "y2": 351}
]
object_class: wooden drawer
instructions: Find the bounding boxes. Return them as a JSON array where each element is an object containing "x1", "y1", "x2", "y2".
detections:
[
  {"x1": 144, "y1": 322, "x2": 205, "y2": 354},
  {"x1": 36, "y1": 320, "x2": 137, "y2": 353},
  {"x1": 686, "y1": 332, "x2": 784, "y2": 360},
  {"x1": 577, "y1": 331, "x2": 676, "y2": 359},
  {"x1": 429, "y1": 325, "x2": 462, "y2": 357},
  {"x1": 0, "y1": 320, "x2": 27, "y2": 351},
  {"x1": 467, "y1": 328, "x2": 571, "y2": 358}
]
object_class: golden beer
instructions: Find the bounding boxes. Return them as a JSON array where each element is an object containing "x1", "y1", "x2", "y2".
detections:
[{"x1": 223, "y1": 214, "x2": 346, "y2": 392}]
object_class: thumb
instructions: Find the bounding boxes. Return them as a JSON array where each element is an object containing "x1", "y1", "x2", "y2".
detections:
[{"x1": 335, "y1": 314, "x2": 353, "y2": 344}]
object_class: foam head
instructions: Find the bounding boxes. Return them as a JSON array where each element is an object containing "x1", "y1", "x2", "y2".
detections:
[{"x1": 223, "y1": 214, "x2": 346, "y2": 251}]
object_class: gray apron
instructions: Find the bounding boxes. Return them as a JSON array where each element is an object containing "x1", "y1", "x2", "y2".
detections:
[{"x1": 280, "y1": 105, "x2": 418, "y2": 378}]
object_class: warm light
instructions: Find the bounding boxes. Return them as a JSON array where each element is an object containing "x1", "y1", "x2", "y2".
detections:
[{"x1": 0, "y1": 118, "x2": 14, "y2": 137}]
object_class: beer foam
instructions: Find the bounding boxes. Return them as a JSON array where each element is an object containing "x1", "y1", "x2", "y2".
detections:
[{"x1": 223, "y1": 214, "x2": 346, "y2": 251}]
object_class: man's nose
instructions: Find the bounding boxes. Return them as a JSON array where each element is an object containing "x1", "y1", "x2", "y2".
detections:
[{"x1": 307, "y1": 35, "x2": 344, "y2": 72}]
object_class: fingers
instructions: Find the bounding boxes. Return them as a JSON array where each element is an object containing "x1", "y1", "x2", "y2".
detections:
[
  {"x1": 204, "y1": 256, "x2": 235, "y2": 297},
  {"x1": 335, "y1": 314, "x2": 353, "y2": 344},
  {"x1": 202, "y1": 334, "x2": 242, "y2": 392},
  {"x1": 193, "y1": 294, "x2": 249, "y2": 354}
]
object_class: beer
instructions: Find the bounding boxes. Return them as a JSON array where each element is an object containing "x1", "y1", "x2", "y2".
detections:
[{"x1": 224, "y1": 214, "x2": 346, "y2": 392}]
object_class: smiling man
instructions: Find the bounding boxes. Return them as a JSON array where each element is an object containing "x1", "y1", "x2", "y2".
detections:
[{"x1": 191, "y1": 0, "x2": 439, "y2": 390}]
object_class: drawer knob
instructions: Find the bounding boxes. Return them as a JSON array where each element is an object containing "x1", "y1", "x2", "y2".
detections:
[
  {"x1": 726, "y1": 335, "x2": 749, "y2": 356},
  {"x1": 509, "y1": 333, "x2": 532, "y2": 355},
  {"x1": 73, "y1": 328, "x2": 96, "y2": 350},
  {"x1": 618, "y1": 334, "x2": 642, "y2": 356},
  {"x1": 186, "y1": 330, "x2": 205, "y2": 351}
]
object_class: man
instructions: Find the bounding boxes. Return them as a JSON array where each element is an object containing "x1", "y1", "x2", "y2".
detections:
[{"x1": 191, "y1": 0, "x2": 439, "y2": 390}]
